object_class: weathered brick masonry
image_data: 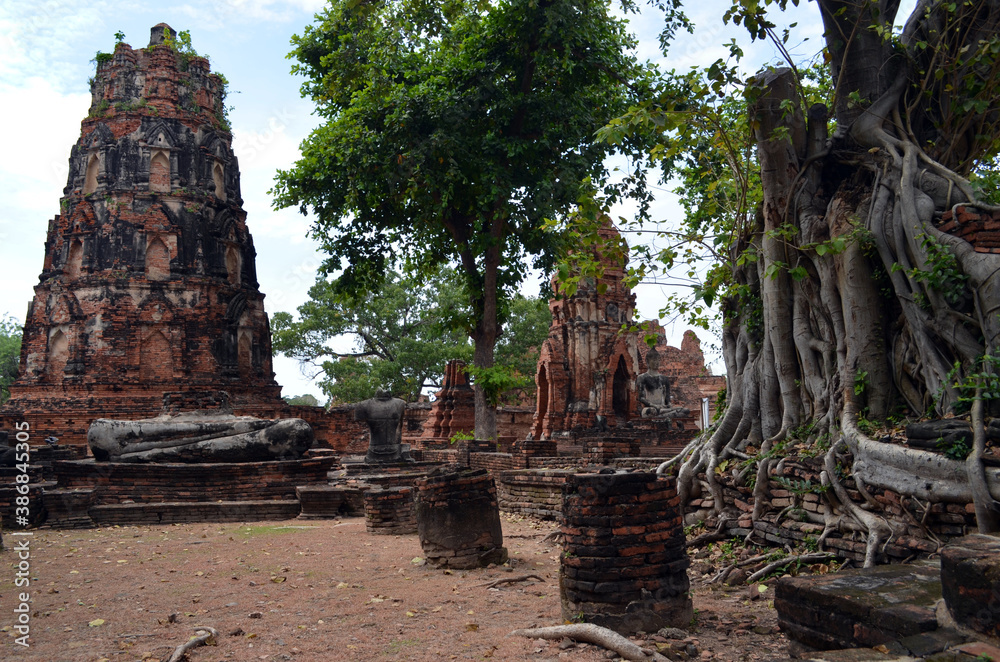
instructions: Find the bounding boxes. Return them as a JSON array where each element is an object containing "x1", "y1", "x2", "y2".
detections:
[
  {"x1": 560, "y1": 471, "x2": 692, "y2": 634},
  {"x1": 1, "y1": 24, "x2": 285, "y2": 443},
  {"x1": 414, "y1": 469, "x2": 508, "y2": 569}
]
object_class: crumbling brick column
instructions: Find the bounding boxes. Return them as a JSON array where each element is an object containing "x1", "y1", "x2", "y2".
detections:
[
  {"x1": 560, "y1": 471, "x2": 691, "y2": 634},
  {"x1": 364, "y1": 487, "x2": 416, "y2": 535},
  {"x1": 414, "y1": 469, "x2": 508, "y2": 568}
]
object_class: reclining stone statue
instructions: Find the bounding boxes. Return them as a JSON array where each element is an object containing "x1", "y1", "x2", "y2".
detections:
[{"x1": 88, "y1": 408, "x2": 314, "y2": 463}]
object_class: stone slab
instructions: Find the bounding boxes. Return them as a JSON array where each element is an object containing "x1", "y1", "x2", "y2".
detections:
[{"x1": 776, "y1": 561, "x2": 942, "y2": 651}]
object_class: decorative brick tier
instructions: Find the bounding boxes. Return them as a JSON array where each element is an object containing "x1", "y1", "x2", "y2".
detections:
[
  {"x1": 418, "y1": 360, "x2": 476, "y2": 445},
  {"x1": 414, "y1": 469, "x2": 508, "y2": 568},
  {"x1": 364, "y1": 487, "x2": 416, "y2": 535},
  {"x1": 52, "y1": 457, "x2": 335, "y2": 504},
  {"x1": 560, "y1": 471, "x2": 691, "y2": 634},
  {"x1": 343, "y1": 461, "x2": 439, "y2": 476},
  {"x1": 497, "y1": 469, "x2": 572, "y2": 520},
  {"x1": 941, "y1": 534, "x2": 1000, "y2": 638}
]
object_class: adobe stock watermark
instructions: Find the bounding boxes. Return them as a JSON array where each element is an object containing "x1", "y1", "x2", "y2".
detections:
[{"x1": 10, "y1": 421, "x2": 34, "y2": 648}]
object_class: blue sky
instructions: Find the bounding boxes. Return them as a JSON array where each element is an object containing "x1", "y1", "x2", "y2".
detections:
[{"x1": 0, "y1": 0, "x2": 862, "y2": 399}]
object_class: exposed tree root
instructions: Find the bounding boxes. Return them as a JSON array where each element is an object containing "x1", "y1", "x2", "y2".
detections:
[
  {"x1": 162, "y1": 626, "x2": 218, "y2": 662},
  {"x1": 480, "y1": 574, "x2": 545, "y2": 589},
  {"x1": 510, "y1": 624, "x2": 668, "y2": 662},
  {"x1": 686, "y1": 519, "x2": 731, "y2": 548},
  {"x1": 745, "y1": 553, "x2": 835, "y2": 584}
]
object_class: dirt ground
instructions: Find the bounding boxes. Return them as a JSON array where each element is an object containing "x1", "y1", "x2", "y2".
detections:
[{"x1": 1, "y1": 514, "x2": 790, "y2": 661}]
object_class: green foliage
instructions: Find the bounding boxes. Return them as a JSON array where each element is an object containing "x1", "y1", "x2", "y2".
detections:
[
  {"x1": 284, "y1": 394, "x2": 320, "y2": 407},
  {"x1": 772, "y1": 475, "x2": 829, "y2": 495},
  {"x1": 937, "y1": 435, "x2": 972, "y2": 461},
  {"x1": 273, "y1": 0, "x2": 651, "y2": 397},
  {"x1": 272, "y1": 269, "x2": 550, "y2": 404},
  {"x1": 854, "y1": 369, "x2": 868, "y2": 396},
  {"x1": 449, "y1": 430, "x2": 475, "y2": 443},
  {"x1": 161, "y1": 27, "x2": 198, "y2": 68},
  {"x1": 712, "y1": 386, "x2": 727, "y2": 423},
  {"x1": 946, "y1": 350, "x2": 1000, "y2": 418},
  {"x1": 0, "y1": 315, "x2": 23, "y2": 404},
  {"x1": 114, "y1": 30, "x2": 126, "y2": 43},
  {"x1": 92, "y1": 51, "x2": 113, "y2": 66},
  {"x1": 272, "y1": 269, "x2": 471, "y2": 403},
  {"x1": 892, "y1": 234, "x2": 969, "y2": 308}
]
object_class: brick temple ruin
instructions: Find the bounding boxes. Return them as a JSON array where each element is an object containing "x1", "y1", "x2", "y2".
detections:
[
  {"x1": 530, "y1": 221, "x2": 725, "y2": 451},
  {"x1": 1, "y1": 24, "x2": 284, "y2": 444},
  {"x1": 9, "y1": 25, "x2": 1000, "y2": 655}
]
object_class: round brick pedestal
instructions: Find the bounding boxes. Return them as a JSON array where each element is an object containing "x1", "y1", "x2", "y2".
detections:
[
  {"x1": 560, "y1": 471, "x2": 691, "y2": 634},
  {"x1": 415, "y1": 469, "x2": 508, "y2": 568},
  {"x1": 364, "y1": 487, "x2": 416, "y2": 535}
]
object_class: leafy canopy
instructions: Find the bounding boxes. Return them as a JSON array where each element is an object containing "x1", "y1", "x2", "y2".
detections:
[
  {"x1": 0, "y1": 315, "x2": 23, "y2": 404},
  {"x1": 271, "y1": 269, "x2": 551, "y2": 404},
  {"x1": 271, "y1": 0, "x2": 655, "y2": 327}
]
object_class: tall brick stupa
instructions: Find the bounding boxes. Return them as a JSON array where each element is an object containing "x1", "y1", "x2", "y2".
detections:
[
  {"x1": 2, "y1": 25, "x2": 285, "y2": 444},
  {"x1": 530, "y1": 221, "x2": 643, "y2": 440}
]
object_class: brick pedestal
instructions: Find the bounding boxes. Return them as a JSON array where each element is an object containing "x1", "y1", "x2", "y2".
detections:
[
  {"x1": 581, "y1": 436, "x2": 640, "y2": 463},
  {"x1": 415, "y1": 469, "x2": 508, "y2": 568},
  {"x1": 942, "y1": 534, "x2": 1000, "y2": 638},
  {"x1": 41, "y1": 489, "x2": 96, "y2": 528},
  {"x1": 560, "y1": 471, "x2": 691, "y2": 634},
  {"x1": 296, "y1": 485, "x2": 364, "y2": 518},
  {"x1": 364, "y1": 487, "x2": 416, "y2": 535}
]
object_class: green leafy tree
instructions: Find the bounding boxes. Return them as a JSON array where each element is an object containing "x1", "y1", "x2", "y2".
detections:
[
  {"x1": 272, "y1": 270, "x2": 471, "y2": 404},
  {"x1": 0, "y1": 315, "x2": 23, "y2": 404},
  {"x1": 272, "y1": 0, "x2": 652, "y2": 439},
  {"x1": 272, "y1": 270, "x2": 551, "y2": 405},
  {"x1": 284, "y1": 394, "x2": 320, "y2": 407}
]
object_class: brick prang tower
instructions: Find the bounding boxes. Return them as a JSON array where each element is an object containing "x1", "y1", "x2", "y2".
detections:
[{"x1": 3, "y1": 24, "x2": 285, "y2": 444}]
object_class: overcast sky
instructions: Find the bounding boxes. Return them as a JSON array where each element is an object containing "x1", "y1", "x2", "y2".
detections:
[{"x1": 0, "y1": 0, "x2": 861, "y2": 399}]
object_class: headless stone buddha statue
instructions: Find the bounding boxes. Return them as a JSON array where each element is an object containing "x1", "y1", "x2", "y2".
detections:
[
  {"x1": 354, "y1": 389, "x2": 413, "y2": 463},
  {"x1": 87, "y1": 392, "x2": 314, "y2": 463},
  {"x1": 636, "y1": 349, "x2": 688, "y2": 420}
]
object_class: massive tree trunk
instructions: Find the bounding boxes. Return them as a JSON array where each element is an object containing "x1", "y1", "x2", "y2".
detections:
[{"x1": 663, "y1": 0, "x2": 1000, "y2": 555}]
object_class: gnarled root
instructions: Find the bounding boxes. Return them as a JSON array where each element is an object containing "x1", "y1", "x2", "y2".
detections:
[
  {"x1": 510, "y1": 624, "x2": 668, "y2": 662},
  {"x1": 163, "y1": 626, "x2": 218, "y2": 662}
]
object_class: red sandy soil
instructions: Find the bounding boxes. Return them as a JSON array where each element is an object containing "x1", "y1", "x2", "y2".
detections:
[{"x1": 1, "y1": 514, "x2": 789, "y2": 661}]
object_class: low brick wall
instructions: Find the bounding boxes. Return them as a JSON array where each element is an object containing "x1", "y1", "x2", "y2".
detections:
[
  {"x1": 296, "y1": 485, "x2": 364, "y2": 518},
  {"x1": 497, "y1": 469, "x2": 572, "y2": 520},
  {"x1": 364, "y1": 487, "x2": 416, "y2": 535},
  {"x1": 88, "y1": 500, "x2": 301, "y2": 526},
  {"x1": 689, "y1": 458, "x2": 977, "y2": 563},
  {"x1": 52, "y1": 457, "x2": 335, "y2": 504},
  {"x1": 469, "y1": 452, "x2": 520, "y2": 476}
]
